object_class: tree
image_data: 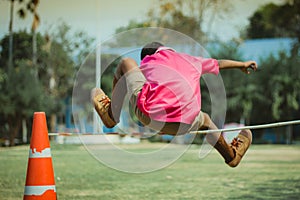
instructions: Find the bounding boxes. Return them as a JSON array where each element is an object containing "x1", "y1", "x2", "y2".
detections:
[
  {"x1": 0, "y1": 24, "x2": 93, "y2": 145},
  {"x1": 0, "y1": 31, "x2": 46, "y2": 145},
  {"x1": 147, "y1": 0, "x2": 231, "y2": 43},
  {"x1": 246, "y1": 0, "x2": 300, "y2": 123},
  {"x1": 207, "y1": 40, "x2": 265, "y2": 125},
  {"x1": 7, "y1": 0, "x2": 26, "y2": 71},
  {"x1": 8, "y1": 0, "x2": 15, "y2": 70},
  {"x1": 246, "y1": 0, "x2": 300, "y2": 41},
  {"x1": 38, "y1": 22, "x2": 94, "y2": 132},
  {"x1": 0, "y1": 60, "x2": 45, "y2": 146},
  {"x1": 263, "y1": 53, "x2": 300, "y2": 121},
  {"x1": 115, "y1": 0, "x2": 232, "y2": 45},
  {"x1": 253, "y1": 52, "x2": 300, "y2": 144},
  {"x1": 17, "y1": 0, "x2": 40, "y2": 75}
]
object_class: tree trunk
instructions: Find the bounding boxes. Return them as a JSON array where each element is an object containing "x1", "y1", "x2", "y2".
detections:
[
  {"x1": 32, "y1": 30, "x2": 37, "y2": 65},
  {"x1": 8, "y1": 115, "x2": 22, "y2": 146},
  {"x1": 50, "y1": 114, "x2": 56, "y2": 133},
  {"x1": 31, "y1": 1, "x2": 39, "y2": 79},
  {"x1": 22, "y1": 118, "x2": 27, "y2": 143},
  {"x1": 8, "y1": 0, "x2": 15, "y2": 70},
  {"x1": 32, "y1": 30, "x2": 39, "y2": 79},
  {"x1": 286, "y1": 125, "x2": 292, "y2": 144}
]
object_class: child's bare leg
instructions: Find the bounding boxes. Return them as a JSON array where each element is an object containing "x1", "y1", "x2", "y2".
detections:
[
  {"x1": 110, "y1": 58, "x2": 141, "y2": 122},
  {"x1": 199, "y1": 112, "x2": 252, "y2": 167},
  {"x1": 113, "y1": 58, "x2": 140, "y2": 88},
  {"x1": 200, "y1": 112, "x2": 235, "y2": 163},
  {"x1": 92, "y1": 58, "x2": 140, "y2": 128}
]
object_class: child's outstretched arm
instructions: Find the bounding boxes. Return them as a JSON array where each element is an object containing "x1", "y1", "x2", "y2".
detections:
[{"x1": 218, "y1": 60, "x2": 257, "y2": 74}]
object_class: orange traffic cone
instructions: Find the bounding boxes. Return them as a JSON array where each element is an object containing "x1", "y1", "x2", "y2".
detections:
[{"x1": 24, "y1": 112, "x2": 57, "y2": 200}]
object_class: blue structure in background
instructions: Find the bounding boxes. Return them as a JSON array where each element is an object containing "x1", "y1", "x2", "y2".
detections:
[
  {"x1": 65, "y1": 96, "x2": 72, "y2": 130},
  {"x1": 239, "y1": 38, "x2": 295, "y2": 64}
]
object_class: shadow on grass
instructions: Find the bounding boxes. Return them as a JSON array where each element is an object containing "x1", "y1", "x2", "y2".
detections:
[{"x1": 231, "y1": 178, "x2": 300, "y2": 200}]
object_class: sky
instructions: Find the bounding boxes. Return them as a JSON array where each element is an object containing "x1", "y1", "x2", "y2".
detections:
[{"x1": 0, "y1": 0, "x2": 285, "y2": 43}]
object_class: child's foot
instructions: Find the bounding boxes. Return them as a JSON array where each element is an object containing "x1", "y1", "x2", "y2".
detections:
[
  {"x1": 226, "y1": 129, "x2": 252, "y2": 167},
  {"x1": 91, "y1": 88, "x2": 116, "y2": 128}
]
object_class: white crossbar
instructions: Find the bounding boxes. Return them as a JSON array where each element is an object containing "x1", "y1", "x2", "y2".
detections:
[
  {"x1": 189, "y1": 120, "x2": 300, "y2": 134},
  {"x1": 48, "y1": 120, "x2": 300, "y2": 136}
]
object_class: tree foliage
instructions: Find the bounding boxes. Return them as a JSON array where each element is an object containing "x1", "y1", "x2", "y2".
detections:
[
  {"x1": 262, "y1": 52, "x2": 300, "y2": 121},
  {"x1": 112, "y1": 0, "x2": 300, "y2": 127},
  {"x1": 0, "y1": 57, "x2": 45, "y2": 146},
  {"x1": 114, "y1": 0, "x2": 231, "y2": 46},
  {"x1": 209, "y1": 43, "x2": 300, "y2": 126},
  {"x1": 247, "y1": 0, "x2": 300, "y2": 41},
  {"x1": 0, "y1": 23, "x2": 94, "y2": 145},
  {"x1": 245, "y1": 0, "x2": 300, "y2": 125},
  {"x1": 147, "y1": 0, "x2": 231, "y2": 43}
]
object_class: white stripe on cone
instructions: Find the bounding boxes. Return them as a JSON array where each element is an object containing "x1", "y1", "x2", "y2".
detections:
[
  {"x1": 24, "y1": 185, "x2": 56, "y2": 196},
  {"x1": 29, "y1": 148, "x2": 52, "y2": 158}
]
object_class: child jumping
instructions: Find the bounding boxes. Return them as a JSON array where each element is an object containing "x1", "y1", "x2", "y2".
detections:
[{"x1": 92, "y1": 42, "x2": 257, "y2": 167}]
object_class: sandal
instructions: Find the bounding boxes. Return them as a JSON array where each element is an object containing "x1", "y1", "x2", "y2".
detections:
[{"x1": 91, "y1": 88, "x2": 117, "y2": 128}]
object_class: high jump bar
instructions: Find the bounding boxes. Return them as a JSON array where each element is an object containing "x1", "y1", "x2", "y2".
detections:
[
  {"x1": 48, "y1": 120, "x2": 300, "y2": 136},
  {"x1": 48, "y1": 132, "x2": 74, "y2": 136},
  {"x1": 189, "y1": 119, "x2": 300, "y2": 134}
]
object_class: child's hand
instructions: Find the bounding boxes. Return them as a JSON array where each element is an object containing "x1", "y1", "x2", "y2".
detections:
[{"x1": 241, "y1": 61, "x2": 257, "y2": 74}]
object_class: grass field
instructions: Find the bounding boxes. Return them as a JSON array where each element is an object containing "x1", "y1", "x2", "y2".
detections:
[{"x1": 1, "y1": 142, "x2": 300, "y2": 200}]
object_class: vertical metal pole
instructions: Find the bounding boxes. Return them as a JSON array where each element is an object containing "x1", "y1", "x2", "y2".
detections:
[
  {"x1": 93, "y1": 1, "x2": 102, "y2": 134},
  {"x1": 93, "y1": 42, "x2": 102, "y2": 134}
]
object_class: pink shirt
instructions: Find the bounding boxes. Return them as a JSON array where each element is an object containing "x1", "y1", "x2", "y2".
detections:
[{"x1": 137, "y1": 47, "x2": 219, "y2": 124}]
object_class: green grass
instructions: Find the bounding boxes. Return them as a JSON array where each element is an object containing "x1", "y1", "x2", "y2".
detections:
[{"x1": 1, "y1": 142, "x2": 300, "y2": 200}]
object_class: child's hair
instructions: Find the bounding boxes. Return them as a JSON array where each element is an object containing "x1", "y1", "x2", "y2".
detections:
[{"x1": 140, "y1": 41, "x2": 164, "y2": 60}]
